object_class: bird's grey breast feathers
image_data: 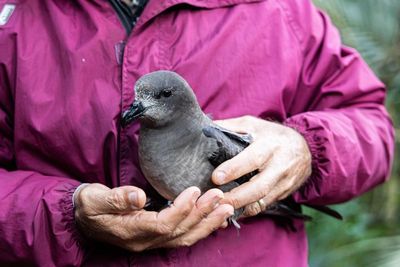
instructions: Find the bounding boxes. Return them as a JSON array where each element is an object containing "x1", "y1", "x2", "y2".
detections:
[{"x1": 138, "y1": 127, "x2": 217, "y2": 200}]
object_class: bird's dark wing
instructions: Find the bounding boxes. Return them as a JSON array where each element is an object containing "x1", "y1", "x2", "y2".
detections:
[
  {"x1": 202, "y1": 125, "x2": 246, "y2": 167},
  {"x1": 203, "y1": 125, "x2": 257, "y2": 184},
  {"x1": 305, "y1": 204, "x2": 343, "y2": 220},
  {"x1": 216, "y1": 126, "x2": 253, "y2": 146}
]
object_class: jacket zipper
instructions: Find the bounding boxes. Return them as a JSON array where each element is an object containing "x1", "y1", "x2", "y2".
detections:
[{"x1": 108, "y1": 0, "x2": 134, "y2": 196}]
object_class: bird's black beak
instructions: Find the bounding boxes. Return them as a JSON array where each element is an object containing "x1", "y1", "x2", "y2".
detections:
[{"x1": 121, "y1": 100, "x2": 145, "y2": 127}]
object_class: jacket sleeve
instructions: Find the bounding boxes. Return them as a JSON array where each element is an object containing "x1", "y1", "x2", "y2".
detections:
[
  {"x1": 0, "y1": 37, "x2": 84, "y2": 267},
  {"x1": 280, "y1": 0, "x2": 395, "y2": 205}
]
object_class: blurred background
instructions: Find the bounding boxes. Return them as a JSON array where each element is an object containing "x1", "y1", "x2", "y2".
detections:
[{"x1": 307, "y1": 0, "x2": 400, "y2": 266}]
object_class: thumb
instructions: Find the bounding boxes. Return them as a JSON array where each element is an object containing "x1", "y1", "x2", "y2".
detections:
[
  {"x1": 79, "y1": 184, "x2": 147, "y2": 214},
  {"x1": 103, "y1": 186, "x2": 147, "y2": 213}
]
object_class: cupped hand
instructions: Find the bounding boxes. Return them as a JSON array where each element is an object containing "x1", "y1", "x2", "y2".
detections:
[
  {"x1": 74, "y1": 184, "x2": 233, "y2": 251},
  {"x1": 212, "y1": 115, "x2": 312, "y2": 217}
]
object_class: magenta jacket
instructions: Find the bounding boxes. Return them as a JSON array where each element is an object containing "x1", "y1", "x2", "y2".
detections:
[{"x1": 0, "y1": 0, "x2": 394, "y2": 266}]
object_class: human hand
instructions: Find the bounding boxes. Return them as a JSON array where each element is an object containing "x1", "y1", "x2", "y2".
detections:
[
  {"x1": 74, "y1": 184, "x2": 233, "y2": 251},
  {"x1": 212, "y1": 115, "x2": 312, "y2": 217}
]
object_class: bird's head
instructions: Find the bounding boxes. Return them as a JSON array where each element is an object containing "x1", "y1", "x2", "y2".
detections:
[{"x1": 122, "y1": 70, "x2": 201, "y2": 128}]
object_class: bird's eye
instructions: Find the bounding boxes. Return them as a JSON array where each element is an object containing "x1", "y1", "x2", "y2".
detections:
[{"x1": 162, "y1": 90, "x2": 172, "y2": 98}]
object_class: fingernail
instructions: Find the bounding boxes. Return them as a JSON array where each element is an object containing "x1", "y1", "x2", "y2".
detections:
[
  {"x1": 128, "y1": 192, "x2": 138, "y2": 209},
  {"x1": 215, "y1": 170, "x2": 226, "y2": 184}
]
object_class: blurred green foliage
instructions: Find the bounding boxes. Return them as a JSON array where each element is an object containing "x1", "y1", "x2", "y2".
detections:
[{"x1": 307, "y1": 0, "x2": 400, "y2": 266}]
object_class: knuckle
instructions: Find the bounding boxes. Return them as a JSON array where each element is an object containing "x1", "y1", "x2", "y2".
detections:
[
  {"x1": 180, "y1": 206, "x2": 192, "y2": 218},
  {"x1": 245, "y1": 203, "x2": 261, "y2": 217},
  {"x1": 256, "y1": 187, "x2": 268, "y2": 200},
  {"x1": 250, "y1": 150, "x2": 267, "y2": 169},
  {"x1": 229, "y1": 197, "x2": 242, "y2": 210},
  {"x1": 243, "y1": 209, "x2": 254, "y2": 217},
  {"x1": 156, "y1": 222, "x2": 175, "y2": 235},
  {"x1": 172, "y1": 225, "x2": 190, "y2": 237},
  {"x1": 106, "y1": 190, "x2": 128, "y2": 211},
  {"x1": 197, "y1": 208, "x2": 210, "y2": 220},
  {"x1": 173, "y1": 204, "x2": 193, "y2": 221}
]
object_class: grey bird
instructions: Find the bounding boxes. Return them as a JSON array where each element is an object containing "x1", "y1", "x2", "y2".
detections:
[{"x1": 122, "y1": 70, "x2": 342, "y2": 229}]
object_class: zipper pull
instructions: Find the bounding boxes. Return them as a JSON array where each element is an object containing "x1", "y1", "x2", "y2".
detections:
[{"x1": 114, "y1": 41, "x2": 126, "y2": 65}]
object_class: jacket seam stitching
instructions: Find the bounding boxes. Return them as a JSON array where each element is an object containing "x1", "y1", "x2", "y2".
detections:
[{"x1": 275, "y1": 0, "x2": 305, "y2": 56}]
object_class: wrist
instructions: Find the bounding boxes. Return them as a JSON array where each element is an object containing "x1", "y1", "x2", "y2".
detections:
[{"x1": 72, "y1": 183, "x2": 90, "y2": 208}]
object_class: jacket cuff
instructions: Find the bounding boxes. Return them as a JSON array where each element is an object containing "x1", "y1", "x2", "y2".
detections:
[
  {"x1": 284, "y1": 116, "x2": 329, "y2": 203},
  {"x1": 59, "y1": 184, "x2": 88, "y2": 248}
]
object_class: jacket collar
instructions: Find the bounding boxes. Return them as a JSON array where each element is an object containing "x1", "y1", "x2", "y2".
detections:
[{"x1": 135, "y1": 0, "x2": 266, "y2": 29}]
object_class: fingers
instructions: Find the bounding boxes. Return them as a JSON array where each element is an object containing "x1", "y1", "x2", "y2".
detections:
[
  {"x1": 196, "y1": 188, "x2": 224, "y2": 209},
  {"x1": 170, "y1": 188, "x2": 224, "y2": 236},
  {"x1": 243, "y1": 198, "x2": 267, "y2": 217},
  {"x1": 221, "y1": 164, "x2": 287, "y2": 210},
  {"x1": 78, "y1": 183, "x2": 147, "y2": 215},
  {"x1": 221, "y1": 175, "x2": 267, "y2": 209},
  {"x1": 212, "y1": 143, "x2": 274, "y2": 185},
  {"x1": 134, "y1": 187, "x2": 201, "y2": 235},
  {"x1": 231, "y1": 158, "x2": 309, "y2": 217},
  {"x1": 121, "y1": 188, "x2": 225, "y2": 251},
  {"x1": 159, "y1": 204, "x2": 234, "y2": 248},
  {"x1": 76, "y1": 185, "x2": 230, "y2": 252}
]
